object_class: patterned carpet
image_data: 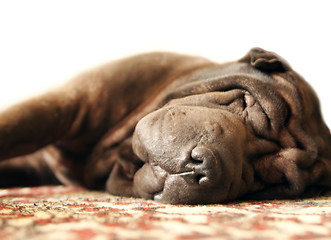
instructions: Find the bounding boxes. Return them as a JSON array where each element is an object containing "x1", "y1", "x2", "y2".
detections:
[{"x1": 0, "y1": 186, "x2": 331, "y2": 240}]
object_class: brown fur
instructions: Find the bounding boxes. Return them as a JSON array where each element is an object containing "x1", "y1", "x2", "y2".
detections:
[{"x1": 0, "y1": 48, "x2": 330, "y2": 204}]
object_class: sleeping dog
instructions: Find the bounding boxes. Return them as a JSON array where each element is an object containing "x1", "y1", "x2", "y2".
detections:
[{"x1": 0, "y1": 48, "x2": 330, "y2": 204}]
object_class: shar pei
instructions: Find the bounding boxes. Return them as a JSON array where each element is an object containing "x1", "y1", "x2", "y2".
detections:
[{"x1": 0, "y1": 48, "x2": 330, "y2": 204}]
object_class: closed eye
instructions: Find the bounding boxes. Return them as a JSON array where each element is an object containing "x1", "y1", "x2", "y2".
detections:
[
  {"x1": 242, "y1": 95, "x2": 247, "y2": 110},
  {"x1": 225, "y1": 96, "x2": 247, "y2": 114}
]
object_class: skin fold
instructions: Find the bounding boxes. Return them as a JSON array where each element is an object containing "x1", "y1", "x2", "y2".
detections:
[{"x1": 0, "y1": 48, "x2": 330, "y2": 204}]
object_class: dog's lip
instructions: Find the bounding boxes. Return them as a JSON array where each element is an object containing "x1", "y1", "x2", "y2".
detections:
[{"x1": 152, "y1": 171, "x2": 191, "y2": 202}]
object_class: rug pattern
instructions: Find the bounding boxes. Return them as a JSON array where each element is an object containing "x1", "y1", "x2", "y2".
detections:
[{"x1": 0, "y1": 186, "x2": 331, "y2": 239}]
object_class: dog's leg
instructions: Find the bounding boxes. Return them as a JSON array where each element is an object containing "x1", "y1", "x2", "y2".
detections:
[
  {"x1": 0, "y1": 89, "x2": 82, "y2": 161},
  {"x1": 0, "y1": 150, "x2": 60, "y2": 187}
]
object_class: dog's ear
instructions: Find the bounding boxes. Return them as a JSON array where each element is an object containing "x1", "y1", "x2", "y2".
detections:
[{"x1": 239, "y1": 47, "x2": 291, "y2": 72}]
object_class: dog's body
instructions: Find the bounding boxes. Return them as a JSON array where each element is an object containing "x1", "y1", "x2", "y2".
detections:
[{"x1": 0, "y1": 48, "x2": 330, "y2": 204}]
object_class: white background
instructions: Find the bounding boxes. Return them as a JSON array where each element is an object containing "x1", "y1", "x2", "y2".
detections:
[{"x1": 0, "y1": 1, "x2": 330, "y2": 127}]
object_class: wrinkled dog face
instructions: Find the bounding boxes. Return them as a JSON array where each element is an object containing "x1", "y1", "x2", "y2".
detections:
[
  {"x1": 129, "y1": 46, "x2": 331, "y2": 204},
  {"x1": 132, "y1": 103, "x2": 250, "y2": 204},
  {"x1": 131, "y1": 72, "x2": 278, "y2": 204},
  {"x1": 127, "y1": 48, "x2": 331, "y2": 204}
]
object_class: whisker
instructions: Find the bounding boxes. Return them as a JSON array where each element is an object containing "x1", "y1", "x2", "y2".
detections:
[{"x1": 167, "y1": 108, "x2": 175, "y2": 120}]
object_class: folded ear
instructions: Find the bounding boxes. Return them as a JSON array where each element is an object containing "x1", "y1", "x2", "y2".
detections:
[{"x1": 239, "y1": 47, "x2": 291, "y2": 72}]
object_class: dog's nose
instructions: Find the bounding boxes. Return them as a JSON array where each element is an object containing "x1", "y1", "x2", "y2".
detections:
[{"x1": 180, "y1": 146, "x2": 220, "y2": 187}]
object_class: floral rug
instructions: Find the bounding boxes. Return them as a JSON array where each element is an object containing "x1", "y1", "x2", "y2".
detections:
[{"x1": 0, "y1": 186, "x2": 331, "y2": 240}]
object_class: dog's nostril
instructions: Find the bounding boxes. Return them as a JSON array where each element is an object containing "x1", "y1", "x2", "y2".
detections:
[
  {"x1": 195, "y1": 174, "x2": 203, "y2": 183},
  {"x1": 184, "y1": 156, "x2": 203, "y2": 170},
  {"x1": 190, "y1": 148, "x2": 205, "y2": 164},
  {"x1": 190, "y1": 156, "x2": 203, "y2": 164}
]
